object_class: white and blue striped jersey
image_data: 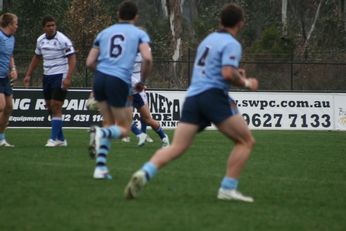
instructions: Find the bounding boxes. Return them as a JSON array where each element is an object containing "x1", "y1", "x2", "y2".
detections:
[
  {"x1": 187, "y1": 31, "x2": 242, "y2": 97},
  {"x1": 0, "y1": 30, "x2": 15, "y2": 78},
  {"x1": 35, "y1": 31, "x2": 75, "y2": 75},
  {"x1": 93, "y1": 23, "x2": 150, "y2": 85}
]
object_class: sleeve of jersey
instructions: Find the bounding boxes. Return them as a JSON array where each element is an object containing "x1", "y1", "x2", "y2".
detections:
[
  {"x1": 92, "y1": 33, "x2": 102, "y2": 48},
  {"x1": 139, "y1": 31, "x2": 151, "y2": 44},
  {"x1": 61, "y1": 36, "x2": 75, "y2": 57},
  {"x1": 34, "y1": 39, "x2": 41, "y2": 56},
  {"x1": 221, "y1": 42, "x2": 241, "y2": 68}
]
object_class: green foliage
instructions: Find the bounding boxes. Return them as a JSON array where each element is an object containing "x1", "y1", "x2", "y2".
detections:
[
  {"x1": 250, "y1": 26, "x2": 294, "y2": 59},
  {"x1": 314, "y1": 15, "x2": 346, "y2": 54},
  {"x1": 8, "y1": 0, "x2": 70, "y2": 54}
]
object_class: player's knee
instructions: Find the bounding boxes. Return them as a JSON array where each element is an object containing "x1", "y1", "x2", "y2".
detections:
[
  {"x1": 245, "y1": 135, "x2": 256, "y2": 149},
  {"x1": 51, "y1": 103, "x2": 63, "y2": 115},
  {"x1": 6, "y1": 106, "x2": 13, "y2": 114},
  {"x1": 237, "y1": 135, "x2": 255, "y2": 150},
  {"x1": 4, "y1": 105, "x2": 13, "y2": 115},
  {"x1": 141, "y1": 115, "x2": 152, "y2": 124}
]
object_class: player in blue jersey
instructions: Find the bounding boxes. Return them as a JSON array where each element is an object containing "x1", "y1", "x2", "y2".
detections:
[
  {"x1": 0, "y1": 13, "x2": 18, "y2": 147},
  {"x1": 125, "y1": 3, "x2": 258, "y2": 202},
  {"x1": 86, "y1": 0, "x2": 152, "y2": 179},
  {"x1": 24, "y1": 15, "x2": 76, "y2": 147}
]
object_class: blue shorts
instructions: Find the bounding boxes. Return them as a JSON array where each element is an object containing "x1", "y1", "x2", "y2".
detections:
[
  {"x1": 42, "y1": 74, "x2": 67, "y2": 101},
  {"x1": 132, "y1": 91, "x2": 147, "y2": 109},
  {"x1": 180, "y1": 88, "x2": 239, "y2": 131},
  {"x1": 0, "y1": 77, "x2": 13, "y2": 96},
  {"x1": 93, "y1": 70, "x2": 130, "y2": 107}
]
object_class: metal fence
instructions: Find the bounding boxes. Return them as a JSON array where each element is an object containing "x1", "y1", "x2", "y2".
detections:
[{"x1": 13, "y1": 54, "x2": 346, "y2": 92}]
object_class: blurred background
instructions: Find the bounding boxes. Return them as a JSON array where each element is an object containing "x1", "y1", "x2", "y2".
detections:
[{"x1": 1, "y1": 0, "x2": 346, "y2": 91}]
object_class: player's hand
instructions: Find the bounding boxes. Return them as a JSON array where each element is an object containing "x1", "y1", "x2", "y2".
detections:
[
  {"x1": 135, "y1": 82, "x2": 145, "y2": 92},
  {"x1": 62, "y1": 78, "x2": 72, "y2": 89},
  {"x1": 23, "y1": 76, "x2": 31, "y2": 88},
  {"x1": 245, "y1": 78, "x2": 258, "y2": 91},
  {"x1": 238, "y1": 68, "x2": 246, "y2": 77},
  {"x1": 10, "y1": 69, "x2": 18, "y2": 80}
]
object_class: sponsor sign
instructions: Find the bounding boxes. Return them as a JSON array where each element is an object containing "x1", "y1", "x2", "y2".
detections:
[
  {"x1": 233, "y1": 92, "x2": 335, "y2": 130},
  {"x1": 10, "y1": 89, "x2": 101, "y2": 128},
  {"x1": 9, "y1": 89, "x2": 346, "y2": 131}
]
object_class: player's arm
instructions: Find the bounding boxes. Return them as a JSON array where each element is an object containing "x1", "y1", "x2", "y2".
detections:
[
  {"x1": 9, "y1": 55, "x2": 17, "y2": 80},
  {"x1": 222, "y1": 66, "x2": 258, "y2": 91},
  {"x1": 62, "y1": 54, "x2": 76, "y2": 89},
  {"x1": 23, "y1": 55, "x2": 41, "y2": 88},
  {"x1": 86, "y1": 47, "x2": 99, "y2": 71}
]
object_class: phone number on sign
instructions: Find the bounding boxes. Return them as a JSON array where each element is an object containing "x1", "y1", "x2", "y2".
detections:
[
  {"x1": 58, "y1": 114, "x2": 103, "y2": 122},
  {"x1": 242, "y1": 113, "x2": 331, "y2": 128}
]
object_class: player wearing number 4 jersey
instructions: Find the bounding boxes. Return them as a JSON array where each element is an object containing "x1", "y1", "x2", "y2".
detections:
[
  {"x1": 86, "y1": 0, "x2": 152, "y2": 180},
  {"x1": 125, "y1": 3, "x2": 258, "y2": 202}
]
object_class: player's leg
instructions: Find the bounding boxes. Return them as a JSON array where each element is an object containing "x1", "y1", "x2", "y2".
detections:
[
  {"x1": 121, "y1": 106, "x2": 133, "y2": 142},
  {"x1": 50, "y1": 96, "x2": 65, "y2": 145},
  {"x1": 138, "y1": 102, "x2": 169, "y2": 147},
  {"x1": 91, "y1": 74, "x2": 131, "y2": 179},
  {"x1": 125, "y1": 94, "x2": 203, "y2": 198},
  {"x1": 139, "y1": 114, "x2": 153, "y2": 142},
  {"x1": 92, "y1": 101, "x2": 114, "y2": 179},
  {"x1": 130, "y1": 119, "x2": 147, "y2": 146},
  {"x1": 216, "y1": 114, "x2": 255, "y2": 202},
  {"x1": 45, "y1": 74, "x2": 67, "y2": 147},
  {"x1": 93, "y1": 105, "x2": 131, "y2": 179},
  {"x1": 125, "y1": 122, "x2": 198, "y2": 199},
  {"x1": 0, "y1": 89, "x2": 14, "y2": 147},
  {"x1": 131, "y1": 93, "x2": 148, "y2": 146},
  {"x1": 42, "y1": 75, "x2": 58, "y2": 146}
]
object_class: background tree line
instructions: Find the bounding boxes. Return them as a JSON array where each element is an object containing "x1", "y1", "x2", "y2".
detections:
[{"x1": 1, "y1": 0, "x2": 345, "y2": 91}]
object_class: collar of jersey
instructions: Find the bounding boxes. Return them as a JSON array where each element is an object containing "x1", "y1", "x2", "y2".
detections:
[
  {"x1": 0, "y1": 29, "x2": 11, "y2": 37},
  {"x1": 45, "y1": 32, "x2": 57, "y2": 40}
]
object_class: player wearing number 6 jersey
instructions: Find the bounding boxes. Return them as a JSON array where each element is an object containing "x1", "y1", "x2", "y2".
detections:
[
  {"x1": 86, "y1": 0, "x2": 152, "y2": 179},
  {"x1": 125, "y1": 3, "x2": 258, "y2": 202}
]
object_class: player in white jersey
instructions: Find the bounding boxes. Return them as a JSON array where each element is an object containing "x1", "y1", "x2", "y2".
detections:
[
  {"x1": 24, "y1": 15, "x2": 76, "y2": 147},
  {"x1": 125, "y1": 3, "x2": 258, "y2": 202},
  {"x1": 127, "y1": 53, "x2": 169, "y2": 147},
  {"x1": 86, "y1": 1, "x2": 152, "y2": 179},
  {"x1": 0, "y1": 13, "x2": 18, "y2": 147}
]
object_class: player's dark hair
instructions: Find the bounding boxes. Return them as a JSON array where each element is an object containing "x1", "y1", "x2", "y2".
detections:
[
  {"x1": 0, "y1": 13, "x2": 17, "y2": 28},
  {"x1": 220, "y1": 3, "x2": 244, "y2": 28},
  {"x1": 118, "y1": 0, "x2": 138, "y2": 20},
  {"x1": 42, "y1": 15, "x2": 56, "y2": 27}
]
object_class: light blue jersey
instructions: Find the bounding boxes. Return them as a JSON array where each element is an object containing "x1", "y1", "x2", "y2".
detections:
[
  {"x1": 187, "y1": 31, "x2": 242, "y2": 97},
  {"x1": 0, "y1": 30, "x2": 15, "y2": 78},
  {"x1": 93, "y1": 23, "x2": 150, "y2": 85}
]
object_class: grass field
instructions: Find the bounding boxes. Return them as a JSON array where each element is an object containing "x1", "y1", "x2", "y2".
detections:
[{"x1": 1, "y1": 129, "x2": 346, "y2": 231}]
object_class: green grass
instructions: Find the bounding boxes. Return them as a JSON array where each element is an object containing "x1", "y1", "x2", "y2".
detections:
[{"x1": 1, "y1": 129, "x2": 346, "y2": 231}]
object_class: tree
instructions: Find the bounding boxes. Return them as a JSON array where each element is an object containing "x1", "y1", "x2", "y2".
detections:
[
  {"x1": 282, "y1": 0, "x2": 288, "y2": 37},
  {"x1": 64, "y1": 0, "x2": 112, "y2": 57},
  {"x1": 300, "y1": 0, "x2": 324, "y2": 57},
  {"x1": 64, "y1": 0, "x2": 112, "y2": 86}
]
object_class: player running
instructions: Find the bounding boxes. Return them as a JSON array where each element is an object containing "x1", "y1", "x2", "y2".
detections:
[
  {"x1": 127, "y1": 53, "x2": 170, "y2": 147},
  {"x1": 125, "y1": 3, "x2": 258, "y2": 202},
  {"x1": 87, "y1": 0, "x2": 152, "y2": 179}
]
